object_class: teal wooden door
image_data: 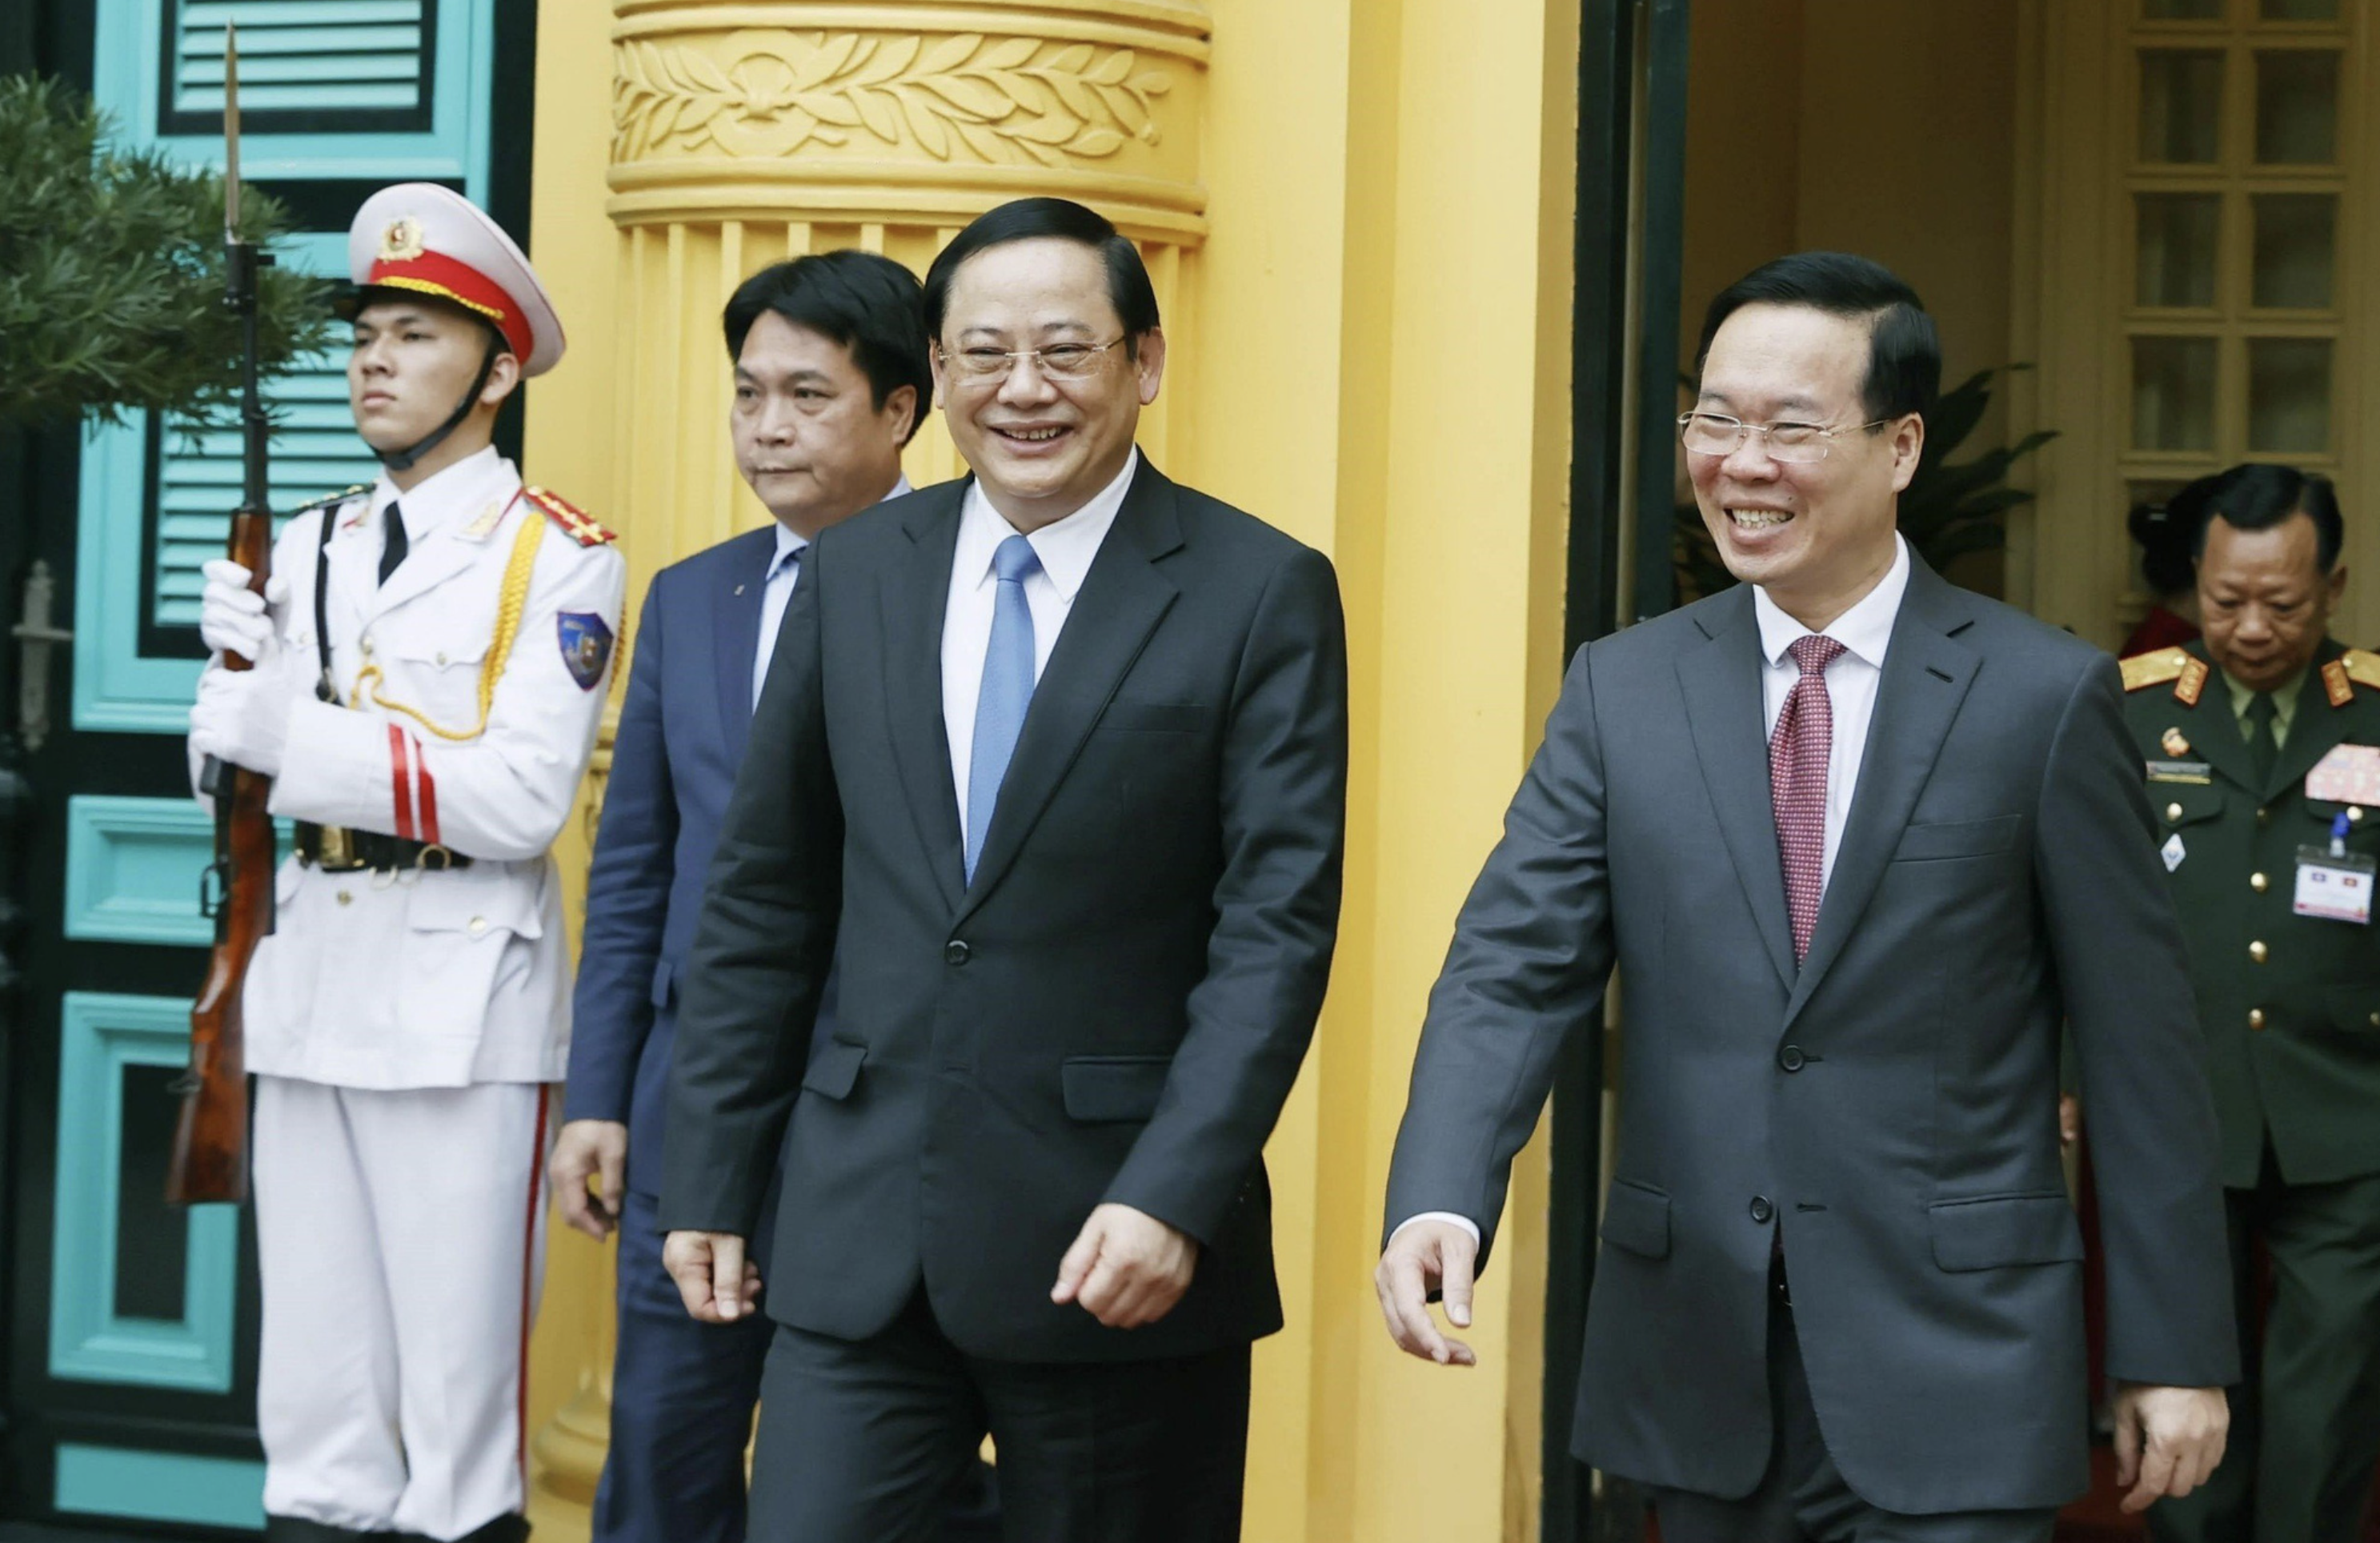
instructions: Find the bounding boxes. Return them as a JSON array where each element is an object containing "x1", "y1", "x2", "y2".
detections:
[{"x1": 1, "y1": 1, "x2": 523, "y2": 1530}]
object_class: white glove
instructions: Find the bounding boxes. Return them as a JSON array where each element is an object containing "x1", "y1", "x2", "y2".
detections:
[
  {"x1": 188, "y1": 639, "x2": 294, "y2": 779},
  {"x1": 199, "y1": 559, "x2": 290, "y2": 662}
]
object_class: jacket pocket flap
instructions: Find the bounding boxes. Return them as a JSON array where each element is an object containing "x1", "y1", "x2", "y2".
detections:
[
  {"x1": 1599, "y1": 1179, "x2": 1672, "y2": 1259},
  {"x1": 1929, "y1": 1192, "x2": 2082, "y2": 1272},
  {"x1": 407, "y1": 874, "x2": 543, "y2": 940},
  {"x1": 1060, "y1": 1056, "x2": 1171, "y2": 1122},
  {"x1": 2326, "y1": 985, "x2": 2380, "y2": 1032},
  {"x1": 1893, "y1": 814, "x2": 2021, "y2": 862},
  {"x1": 800, "y1": 1039, "x2": 866, "y2": 1101},
  {"x1": 1100, "y1": 700, "x2": 1213, "y2": 733},
  {"x1": 2152, "y1": 782, "x2": 2227, "y2": 830}
]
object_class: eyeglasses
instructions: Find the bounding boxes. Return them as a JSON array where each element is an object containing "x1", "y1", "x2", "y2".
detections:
[
  {"x1": 937, "y1": 337, "x2": 1125, "y2": 383},
  {"x1": 1677, "y1": 411, "x2": 1891, "y2": 464}
]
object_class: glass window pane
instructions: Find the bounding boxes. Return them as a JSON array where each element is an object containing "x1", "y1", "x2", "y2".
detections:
[
  {"x1": 2248, "y1": 338, "x2": 2332, "y2": 452},
  {"x1": 2261, "y1": 0, "x2": 2340, "y2": 18},
  {"x1": 2140, "y1": 50, "x2": 2226, "y2": 164},
  {"x1": 2251, "y1": 194, "x2": 2336, "y2": 308},
  {"x1": 2138, "y1": 194, "x2": 2222, "y2": 307},
  {"x1": 2255, "y1": 51, "x2": 2339, "y2": 162},
  {"x1": 2133, "y1": 337, "x2": 2220, "y2": 451}
]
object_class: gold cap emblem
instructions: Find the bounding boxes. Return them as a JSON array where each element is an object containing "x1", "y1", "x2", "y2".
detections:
[{"x1": 378, "y1": 215, "x2": 426, "y2": 263}]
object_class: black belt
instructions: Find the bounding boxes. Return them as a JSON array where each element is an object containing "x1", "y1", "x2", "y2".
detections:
[{"x1": 295, "y1": 822, "x2": 470, "y2": 873}]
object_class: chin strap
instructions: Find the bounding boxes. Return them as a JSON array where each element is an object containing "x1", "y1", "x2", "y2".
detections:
[{"x1": 375, "y1": 328, "x2": 504, "y2": 473}]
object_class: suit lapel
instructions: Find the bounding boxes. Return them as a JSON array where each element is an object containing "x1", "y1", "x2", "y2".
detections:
[
  {"x1": 884, "y1": 483, "x2": 968, "y2": 915},
  {"x1": 2267, "y1": 643, "x2": 2349, "y2": 800},
  {"x1": 369, "y1": 501, "x2": 506, "y2": 623},
  {"x1": 712, "y1": 527, "x2": 772, "y2": 762},
  {"x1": 955, "y1": 464, "x2": 1183, "y2": 925},
  {"x1": 1676, "y1": 587, "x2": 1797, "y2": 992},
  {"x1": 322, "y1": 503, "x2": 379, "y2": 658},
  {"x1": 1785, "y1": 563, "x2": 1979, "y2": 1028},
  {"x1": 2174, "y1": 644, "x2": 2258, "y2": 797}
]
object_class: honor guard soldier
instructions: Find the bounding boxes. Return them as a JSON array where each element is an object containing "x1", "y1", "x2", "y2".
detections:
[
  {"x1": 186, "y1": 183, "x2": 624, "y2": 1543},
  {"x1": 2119, "y1": 463, "x2": 2380, "y2": 1543}
]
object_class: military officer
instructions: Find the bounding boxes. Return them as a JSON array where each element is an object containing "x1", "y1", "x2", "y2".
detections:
[
  {"x1": 2120, "y1": 463, "x2": 2380, "y2": 1543},
  {"x1": 186, "y1": 183, "x2": 625, "y2": 1543}
]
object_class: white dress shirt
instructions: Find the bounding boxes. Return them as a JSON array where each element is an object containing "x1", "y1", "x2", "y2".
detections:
[
  {"x1": 1750, "y1": 531, "x2": 1910, "y2": 892},
  {"x1": 752, "y1": 475, "x2": 911, "y2": 708},
  {"x1": 941, "y1": 451, "x2": 1137, "y2": 824},
  {"x1": 1394, "y1": 535, "x2": 1913, "y2": 1251}
]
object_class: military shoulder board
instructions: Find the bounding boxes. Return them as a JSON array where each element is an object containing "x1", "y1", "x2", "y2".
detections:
[
  {"x1": 285, "y1": 483, "x2": 370, "y2": 518},
  {"x1": 524, "y1": 486, "x2": 619, "y2": 547},
  {"x1": 2325, "y1": 647, "x2": 2380, "y2": 706},
  {"x1": 2120, "y1": 645, "x2": 2207, "y2": 707}
]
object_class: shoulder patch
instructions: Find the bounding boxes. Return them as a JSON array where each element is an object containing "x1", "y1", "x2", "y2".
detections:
[
  {"x1": 285, "y1": 483, "x2": 369, "y2": 517},
  {"x1": 525, "y1": 486, "x2": 619, "y2": 548},
  {"x1": 557, "y1": 611, "x2": 614, "y2": 690},
  {"x1": 2121, "y1": 646, "x2": 2191, "y2": 693}
]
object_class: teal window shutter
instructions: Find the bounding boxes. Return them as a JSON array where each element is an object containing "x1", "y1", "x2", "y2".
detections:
[{"x1": 167, "y1": 1, "x2": 433, "y2": 119}]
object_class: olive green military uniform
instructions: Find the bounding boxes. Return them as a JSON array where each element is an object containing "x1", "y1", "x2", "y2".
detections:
[{"x1": 2123, "y1": 638, "x2": 2380, "y2": 1543}]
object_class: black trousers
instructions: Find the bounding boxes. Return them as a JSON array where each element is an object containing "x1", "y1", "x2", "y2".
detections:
[
  {"x1": 748, "y1": 1290, "x2": 1250, "y2": 1543},
  {"x1": 1653, "y1": 1268, "x2": 2056, "y2": 1543}
]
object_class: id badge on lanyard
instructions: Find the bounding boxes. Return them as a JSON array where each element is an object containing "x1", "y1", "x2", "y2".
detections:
[{"x1": 2295, "y1": 812, "x2": 2375, "y2": 925}]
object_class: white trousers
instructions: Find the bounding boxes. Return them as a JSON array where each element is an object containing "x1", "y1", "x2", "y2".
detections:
[{"x1": 253, "y1": 1076, "x2": 551, "y2": 1540}]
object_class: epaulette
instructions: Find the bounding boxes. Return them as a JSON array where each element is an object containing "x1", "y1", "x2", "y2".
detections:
[
  {"x1": 2321, "y1": 647, "x2": 2380, "y2": 707},
  {"x1": 524, "y1": 486, "x2": 618, "y2": 547},
  {"x1": 2120, "y1": 646, "x2": 2207, "y2": 707},
  {"x1": 286, "y1": 483, "x2": 369, "y2": 517}
]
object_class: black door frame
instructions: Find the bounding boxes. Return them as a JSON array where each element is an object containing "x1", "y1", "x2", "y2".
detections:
[{"x1": 1546, "y1": 2, "x2": 1690, "y2": 1539}]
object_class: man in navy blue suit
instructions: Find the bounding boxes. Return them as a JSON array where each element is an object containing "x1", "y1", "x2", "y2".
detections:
[{"x1": 555, "y1": 250, "x2": 990, "y2": 1541}]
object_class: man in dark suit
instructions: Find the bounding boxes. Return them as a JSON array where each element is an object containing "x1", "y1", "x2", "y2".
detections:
[
  {"x1": 1376, "y1": 253, "x2": 2237, "y2": 1541},
  {"x1": 555, "y1": 250, "x2": 985, "y2": 1543},
  {"x1": 658, "y1": 197, "x2": 1348, "y2": 1543}
]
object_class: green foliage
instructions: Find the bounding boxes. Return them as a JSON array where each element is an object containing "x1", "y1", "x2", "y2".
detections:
[
  {"x1": 1673, "y1": 366, "x2": 2059, "y2": 603},
  {"x1": 0, "y1": 73, "x2": 334, "y2": 431}
]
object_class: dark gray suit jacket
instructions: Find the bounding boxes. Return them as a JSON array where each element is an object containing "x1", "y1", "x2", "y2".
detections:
[
  {"x1": 661, "y1": 458, "x2": 1348, "y2": 1363},
  {"x1": 1386, "y1": 559, "x2": 2237, "y2": 1513}
]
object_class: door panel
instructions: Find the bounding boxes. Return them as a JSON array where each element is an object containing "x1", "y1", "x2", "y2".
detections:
[{"x1": 3, "y1": 0, "x2": 513, "y2": 1529}]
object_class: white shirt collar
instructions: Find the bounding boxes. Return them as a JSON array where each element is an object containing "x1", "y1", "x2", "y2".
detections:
[
  {"x1": 1753, "y1": 533, "x2": 1911, "y2": 669},
  {"x1": 370, "y1": 445, "x2": 509, "y2": 538},
  {"x1": 768, "y1": 473, "x2": 916, "y2": 576},
  {"x1": 954, "y1": 449, "x2": 1138, "y2": 603}
]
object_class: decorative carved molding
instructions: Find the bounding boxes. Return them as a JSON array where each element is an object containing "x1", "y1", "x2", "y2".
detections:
[{"x1": 615, "y1": 33, "x2": 1174, "y2": 168}]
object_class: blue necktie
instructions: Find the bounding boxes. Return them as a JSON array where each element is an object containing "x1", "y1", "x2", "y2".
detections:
[{"x1": 965, "y1": 534, "x2": 1040, "y2": 881}]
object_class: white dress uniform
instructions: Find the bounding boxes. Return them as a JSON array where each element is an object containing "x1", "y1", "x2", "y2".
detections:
[{"x1": 186, "y1": 185, "x2": 622, "y2": 1543}]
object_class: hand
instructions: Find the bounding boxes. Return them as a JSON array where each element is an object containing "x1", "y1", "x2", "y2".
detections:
[
  {"x1": 663, "y1": 1230, "x2": 763, "y2": 1325},
  {"x1": 548, "y1": 1120, "x2": 628, "y2": 1240},
  {"x1": 1375, "y1": 1218, "x2": 1480, "y2": 1366},
  {"x1": 2113, "y1": 1383, "x2": 2229, "y2": 1513},
  {"x1": 188, "y1": 643, "x2": 293, "y2": 779},
  {"x1": 1051, "y1": 1203, "x2": 1198, "y2": 1329},
  {"x1": 2060, "y1": 1094, "x2": 2082, "y2": 1148},
  {"x1": 199, "y1": 559, "x2": 287, "y2": 663}
]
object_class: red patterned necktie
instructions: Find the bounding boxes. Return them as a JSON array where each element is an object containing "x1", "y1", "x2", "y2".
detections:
[{"x1": 1771, "y1": 634, "x2": 1847, "y2": 964}]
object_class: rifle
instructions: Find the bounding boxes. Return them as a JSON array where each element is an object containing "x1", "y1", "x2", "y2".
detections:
[{"x1": 170, "y1": 23, "x2": 272, "y2": 1205}]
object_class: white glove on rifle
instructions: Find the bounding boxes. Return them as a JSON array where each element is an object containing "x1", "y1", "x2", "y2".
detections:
[
  {"x1": 198, "y1": 558, "x2": 290, "y2": 663},
  {"x1": 189, "y1": 636, "x2": 294, "y2": 780}
]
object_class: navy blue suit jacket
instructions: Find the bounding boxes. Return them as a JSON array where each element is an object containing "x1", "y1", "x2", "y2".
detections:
[{"x1": 568, "y1": 525, "x2": 789, "y2": 1197}]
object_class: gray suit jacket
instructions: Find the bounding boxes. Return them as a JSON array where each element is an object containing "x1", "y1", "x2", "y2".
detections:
[{"x1": 1385, "y1": 559, "x2": 2237, "y2": 1513}]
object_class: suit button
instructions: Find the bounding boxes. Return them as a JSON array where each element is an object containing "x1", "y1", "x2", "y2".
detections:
[
  {"x1": 2258, "y1": 806, "x2": 2271, "y2": 827},
  {"x1": 2251, "y1": 872, "x2": 2270, "y2": 892},
  {"x1": 2250, "y1": 940, "x2": 2268, "y2": 964},
  {"x1": 2354, "y1": 807, "x2": 2368, "y2": 825},
  {"x1": 2249, "y1": 1008, "x2": 2266, "y2": 1032},
  {"x1": 468, "y1": 916, "x2": 488, "y2": 938},
  {"x1": 1778, "y1": 1045, "x2": 1806, "y2": 1072},
  {"x1": 2165, "y1": 802, "x2": 2184, "y2": 823},
  {"x1": 335, "y1": 890, "x2": 353, "y2": 906},
  {"x1": 1749, "y1": 1196, "x2": 1774, "y2": 1224},
  {"x1": 944, "y1": 940, "x2": 972, "y2": 966}
]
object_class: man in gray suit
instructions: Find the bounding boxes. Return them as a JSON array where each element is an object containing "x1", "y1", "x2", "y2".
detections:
[{"x1": 1376, "y1": 253, "x2": 2237, "y2": 1541}]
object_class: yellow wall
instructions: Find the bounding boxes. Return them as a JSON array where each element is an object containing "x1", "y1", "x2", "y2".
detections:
[{"x1": 519, "y1": 3, "x2": 1582, "y2": 1541}]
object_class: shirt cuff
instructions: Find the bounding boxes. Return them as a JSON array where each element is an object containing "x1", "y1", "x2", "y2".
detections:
[{"x1": 1390, "y1": 1211, "x2": 1481, "y2": 1248}]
